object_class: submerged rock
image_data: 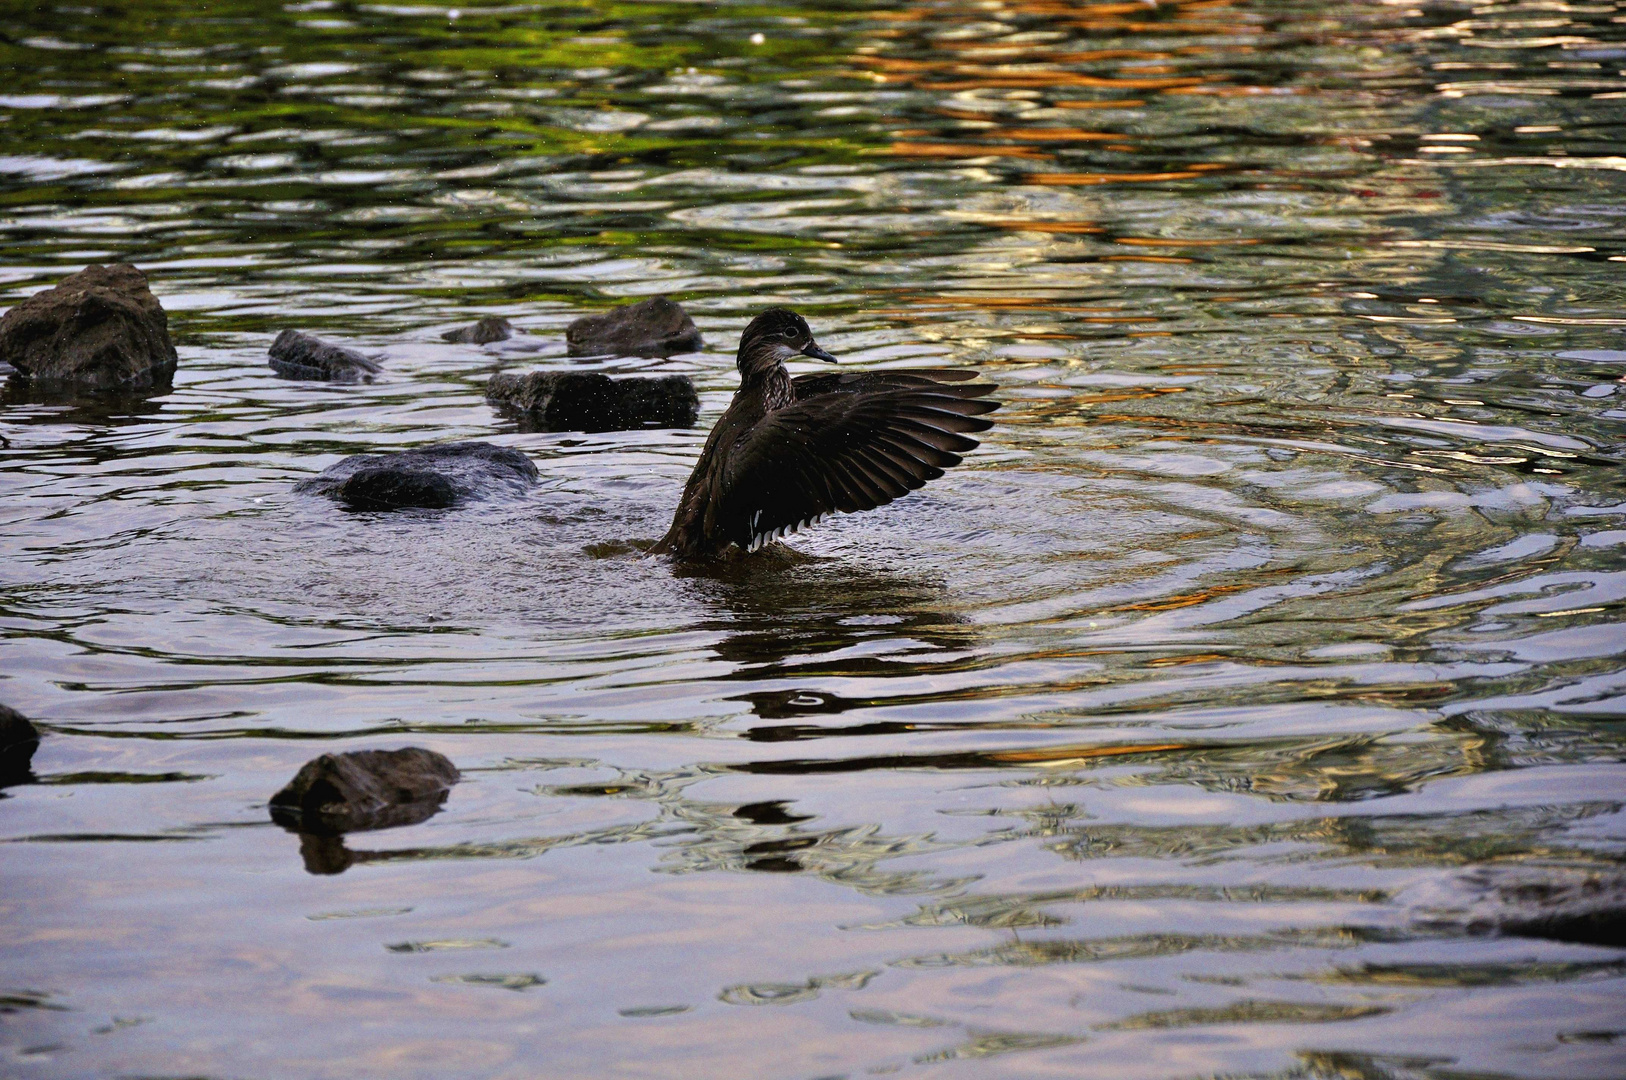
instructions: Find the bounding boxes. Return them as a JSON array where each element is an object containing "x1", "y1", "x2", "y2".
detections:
[
  {"x1": 566, "y1": 297, "x2": 703, "y2": 358},
  {"x1": 486, "y1": 370, "x2": 698, "y2": 433},
  {"x1": 269, "y1": 747, "x2": 460, "y2": 835},
  {"x1": 268, "y1": 329, "x2": 382, "y2": 382},
  {"x1": 0, "y1": 263, "x2": 177, "y2": 390},
  {"x1": 1410, "y1": 865, "x2": 1626, "y2": 948},
  {"x1": 294, "y1": 441, "x2": 538, "y2": 510},
  {"x1": 0, "y1": 704, "x2": 39, "y2": 787},
  {"x1": 441, "y1": 316, "x2": 514, "y2": 344}
]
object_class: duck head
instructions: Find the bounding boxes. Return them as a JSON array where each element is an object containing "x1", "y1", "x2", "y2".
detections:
[{"x1": 737, "y1": 307, "x2": 837, "y2": 380}]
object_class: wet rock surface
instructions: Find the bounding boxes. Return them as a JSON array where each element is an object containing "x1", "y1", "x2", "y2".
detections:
[
  {"x1": 0, "y1": 264, "x2": 177, "y2": 390},
  {"x1": 269, "y1": 747, "x2": 460, "y2": 836},
  {"x1": 268, "y1": 329, "x2": 382, "y2": 382},
  {"x1": 0, "y1": 704, "x2": 39, "y2": 787},
  {"x1": 565, "y1": 297, "x2": 703, "y2": 358},
  {"x1": 293, "y1": 441, "x2": 537, "y2": 510},
  {"x1": 1410, "y1": 865, "x2": 1626, "y2": 948},
  {"x1": 486, "y1": 370, "x2": 698, "y2": 433},
  {"x1": 441, "y1": 316, "x2": 514, "y2": 344}
]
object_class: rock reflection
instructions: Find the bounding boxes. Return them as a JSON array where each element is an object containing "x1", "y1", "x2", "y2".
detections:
[
  {"x1": 296, "y1": 832, "x2": 364, "y2": 876},
  {"x1": 0, "y1": 378, "x2": 169, "y2": 427},
  {"x1": 285, "y1": 813, "x2": 680, "y2": 877},
  {"x1": 288, "y1": 795, "x2": 447, "y2": 875}
]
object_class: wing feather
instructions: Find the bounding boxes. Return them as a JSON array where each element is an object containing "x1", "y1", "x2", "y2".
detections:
[
  {"x1": 855, "y1": 447, "x2": 921, "y2": 490},
  {"x1": 719, "y1": 370, "x2": 998, "y2": 548}
]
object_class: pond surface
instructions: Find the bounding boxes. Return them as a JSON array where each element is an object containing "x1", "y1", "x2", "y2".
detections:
[{"x1": 3, "y1": 0, "x2": 1625, "y2": 1076}]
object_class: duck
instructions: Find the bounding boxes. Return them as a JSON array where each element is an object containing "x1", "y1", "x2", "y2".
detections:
[{"x1": 652, "y1": 308, "x2": 999, "y2": 558}]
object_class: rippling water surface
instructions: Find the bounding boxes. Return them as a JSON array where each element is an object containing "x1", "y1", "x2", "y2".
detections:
[{"x1": 3, "y1": 0, "x2": 1625, "y2": 1076}]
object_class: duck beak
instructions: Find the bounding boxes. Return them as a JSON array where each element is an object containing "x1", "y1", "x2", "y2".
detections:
[{"x1": 802, "y1": 341, "x2": 838, "y2": 364}]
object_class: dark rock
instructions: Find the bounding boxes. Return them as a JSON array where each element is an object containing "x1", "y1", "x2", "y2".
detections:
[
  {"x1": 441, "y1": 316, "x2": 514, "y2": 345},
  {"x1": 294, "y1": 441, "x2": 538, "y2": 510},
  {"x1": 1411, "y1": 865, "x2": 1626, "y2": 948},
  {"x1": 268, "y1": 329, "x2": 382, "y2": 382},
  {"x1": 335, "y1": 467, "x2": 459, "y2": 510},
  {"x1": 0, "y1": 263, "x2": 177, "y2": 390},
  {"x1": 486, "y1": 370, "x2": 698, "y2": 433},
  {"x1": 566, "y1": 297, "x2": 703, "y2": 358},
  {"x1": 0, "y1": 705, "x2": 39, "y2": 787},
  {"x1": 269, "y1": 747, "x2": 459, "y2": 835}
]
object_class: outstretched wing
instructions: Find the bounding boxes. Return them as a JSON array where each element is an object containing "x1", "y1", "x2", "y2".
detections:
[{"x1": 714, "y1": 370, "x2": 998, "y2": 551}]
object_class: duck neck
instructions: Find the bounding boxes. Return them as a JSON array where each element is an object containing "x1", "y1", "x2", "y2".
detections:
[{"x1": 739, "y1": 354, "x2": 794, "y2": 410}]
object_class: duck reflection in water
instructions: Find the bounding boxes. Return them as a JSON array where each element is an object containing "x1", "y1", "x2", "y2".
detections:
[
  {"x1": 673, "y1": 552, "x2": 991, "y2": 755},
  {"x1": 653, "y1": 308, "x2": 998, "y2": 558}
]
